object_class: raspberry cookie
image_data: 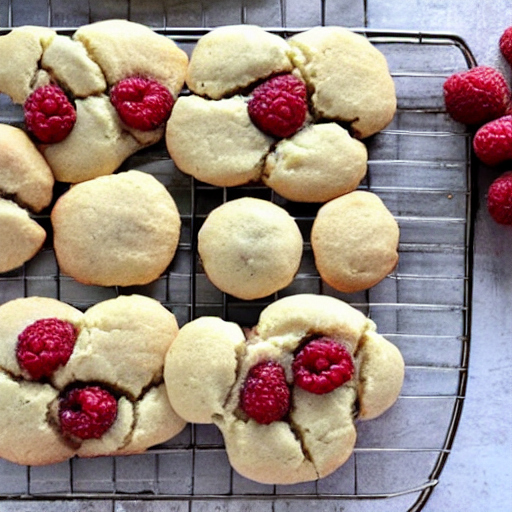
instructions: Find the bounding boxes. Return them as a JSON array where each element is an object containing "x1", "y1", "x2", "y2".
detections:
[
  {"x1": 167, "y1": 25, "x2": 394, "y2": 202},
  {"x1": 311, "y1": 191, "x2": 400, "y2": 293},
  {"x1": 0, "y1": 294, "x2": 185, "y2": 466},
  {"x1": 164, "y1": 294, "x2": 404, "y2": 484},
  {"x1": 51, "y1": 170, "x2": 181, "y2": 287},
  {"x1": 0, "y1": 20, "x2": 188, "y2": 183},
  {"x1": 197, "y1": 197, "x2": 303, "y2": 300}
]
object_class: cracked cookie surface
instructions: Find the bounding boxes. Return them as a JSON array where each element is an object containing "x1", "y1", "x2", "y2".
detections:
[
  {"x1": 0, "y1": 20, "x2": 188, "y2": 183},
  {"x1": 164, "y1": 293, "x2": 404, "y2": 484},
  {"x1": 0, "y1": 294, "x2": 185, "y2": 466}
]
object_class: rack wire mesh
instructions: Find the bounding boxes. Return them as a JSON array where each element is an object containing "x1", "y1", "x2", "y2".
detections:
[{"x1": 0, "y1": 1, "x2": 476, "y2": 510}]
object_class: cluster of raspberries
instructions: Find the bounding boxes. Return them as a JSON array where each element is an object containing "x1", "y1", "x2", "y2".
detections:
[{"x1": 443, "y1": 26, "x2": 512, "y2": 225}]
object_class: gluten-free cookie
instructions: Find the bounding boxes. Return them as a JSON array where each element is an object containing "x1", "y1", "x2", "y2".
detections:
[
  {"x1": 51, "y1": 170, "x2": 181, "y2": 287},
  {"x1": 164, "y1": 294, "x2": 404, "y2": 484}
]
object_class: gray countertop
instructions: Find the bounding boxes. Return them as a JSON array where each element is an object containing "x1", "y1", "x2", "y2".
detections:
[{"x1": 0, "y1": 1, "x2": 511, "y2": 511}]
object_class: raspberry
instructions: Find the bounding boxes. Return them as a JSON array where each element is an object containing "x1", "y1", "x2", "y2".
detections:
[
  {"x1": 59, "y1": 386, "x2": 118, "y2": 440},
  {"x1": 292, "y1": 338, "x2": 354, "y2": 395},
  {"x1": 24, "y1": 84, "x2": 76, "y2": 143},
  {"x1": 248, "y1": 74, "x2": 308, "y2": 138},
  {"x1": 16, "y1": 318, "x2": 77, "y2": 380},
  {"x1": 240, "y1": 361, "x2": 290, "y2": 424},
  {"x1": 473, "y1": 115, "x2": 512, "y2": 166},
  {"x1": 443, "y1": 66, "x2": 511, "y2": 125},
  {"x1": 500, "y1": 27, "x2": 512, "y2": 67},
  {"x1": 487, "y1": 171, "x2": 512, "y2": 225},
  {"x1": 110, "y1": 76, "x2": 174, "y2": 131}
]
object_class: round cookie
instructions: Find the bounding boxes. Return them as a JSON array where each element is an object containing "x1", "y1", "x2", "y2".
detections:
[
  {"x1": 311, "y1": 191, "x2": 400, "y2": 293},
  {"x1": 197, "y1": 197, "x2": 303, "y2": 300},
  {"x1": 0, "y1": 124, "x2": 54, "y2": 213},
  {"x1": 164, "y1": 293, "x2": 404, "y2": 484},
  {"x1": 0, "y1": 295, "x2": 186, "y2": 466},
  {"x1": 51, "y1": 170, "x2": 181, "y2": 287},
  {"x1": 263, "y1": 123, "x2": 368, "y2": 203},
  {"x1": 288, "y1": 27, "x2": 396, "y2": 139},
  {"x1": 0, "y1": 199, "x2": 46, "y2": 274},
  {"x1": 166, "y1": 95, "x2": 273, "y2": 187},
  {"x1": 186, "y1": 24, "x2": 293, "y2": 99}
]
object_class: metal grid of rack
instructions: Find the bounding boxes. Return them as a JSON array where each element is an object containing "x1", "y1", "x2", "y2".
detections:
[{"x1": 0, "y1": 2, "x2": 476, "y2": 510}]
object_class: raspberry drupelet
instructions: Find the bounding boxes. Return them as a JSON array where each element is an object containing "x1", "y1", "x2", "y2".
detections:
[
  {"x1": 59, "y1": 386, "x2": 118, "y2": 440},
  {"x1": 248, "y1": 74, "x2": 308, "y2": 138},
  {"x1": 240, "y1": 361, "x2": 290, "y2": 424},
  {"x1": 16, "y1": 318, "x2": 77, "y2": 380},
  {"x1": 24, "y1": 84, "x2": 77, "y2": 144},
  {"x1": 292, "y1": 338, "x2": 354, "y2": 395},
  {"x1": 110, "y1": 76, "x2": 174, "y2": 131}
]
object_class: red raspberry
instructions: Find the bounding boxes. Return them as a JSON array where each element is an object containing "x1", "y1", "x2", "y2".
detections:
[
  {"x1": 487, "y1": 171, "x2": 512, "y2": 225},
  {"x1": 500, "y1": 27, "x2": 512, "y2": 67},
  {"x1": 59, "y1": 386, "x2": 118, "y2": 440},
  {"x1": 110, "y1": 76, "x2": 174, "y2": 131},
  {"x1": 16, "y1": 318, "x2": 77, "y2": 380},
  {"x1": 240, "y1": 361, "x2": 290, "y2": 424},
  {"x1": 24, "y1": 84, "x2": 76, "y2": 143},
  {"x1": 473, "y1": 115, "x2": 512, "y2": 166},
  {"x1": 443, "y1": 66, "x2": 511, "y2": 125},
  {"x1": 248, "y1": 74, "x2": 308, "y2": 138},
  {"x1": 292, "y1": 338, "x2": 354, "y2": 395}
]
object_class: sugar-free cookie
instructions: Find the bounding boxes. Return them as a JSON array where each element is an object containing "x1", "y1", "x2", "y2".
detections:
[
  {"x1": 0, "y1": 124, "x2": 54, "y2": 213},
  {"x1": 197, "y1": 197, "x2": 303, "y2": 300},
  {"x1": 0, "y1": 294, "x2": 185, "y2": 466},
  {"x1": 311, "y1": 191, "x2": 400, "y2": 293},
  {"x1": 167, "y1": 25, "x2": 394, "y2": 202},
  {"x1": 0, "y1": 199, "x2": 46, "y2": 274},
  {"x1": 164, "y1": 294, "x2": 404, "y2": 484},
  {"x1": 51, "y1": 170, "x2": 181, "y2": 287},
  {"x1": 0, "y1": 20, "x2": 188, "y2": 183}
]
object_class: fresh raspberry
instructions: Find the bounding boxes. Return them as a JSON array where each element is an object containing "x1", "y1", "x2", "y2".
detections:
[
  {"x1": 248, "y1": 74, "x2": 308, "y2": 138},
  {"x1": 240, "y1": 361, "x2": 290, "y2": 424},
  {"x1": 59, "y1": 386, "x2": 118, "y2": 440},
  {"x1": 24, "y1": 84, "x2": 76, "y2": 143},
  {"x1": 443, "y1": 66, "x2": 511, "y2": 125},
  {"x1": 473, "y1": 115, "x2": 512, "y2": 166},
  {"x1": 292, "y1": 338, "x2": 354, "y2": 395},
  {"x1": 500, "y1": 27, "x2": 512, "y2": 67},
  {"x1": 16, "y1": 318, "x2": 77, "y2": 380},
  {"x1": 110, "y1": 76, "x2": 174, "y2": 131},
  {"x1": 487, "y1": 171, "x2": 512, "y2": 225}
]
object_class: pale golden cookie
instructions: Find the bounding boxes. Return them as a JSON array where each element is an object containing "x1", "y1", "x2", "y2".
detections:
[
  {"x1": 186, "y1": 24, "x2": 293, "y2": 99},
  {"x1": 164, "y1": 294, "x2": 404, "y2": 485},
  {"x1": 311, "y1": 191, "x2": 400, "y2": 293},
  {"x1": 166, "y1": 95, "x2": 273, "y2": 187},
  {"x1": 0, "y1": 124, "x2": 54, "y2": 212},
  {"x1": 263, "y1": 123, "x2": 368, "y2": 202},
  {"x1": 289, "y1": 27, "x2": 396, "y2": 139},
  {"x1": 197, "y1": 197, "x2": 303, "y2": 300},
  {"x1": 0, "y1": 295, "x2": 185, "y2": 466},
  {"x1": 51, "y1": 170, "x2": 181, "y2": 287}
]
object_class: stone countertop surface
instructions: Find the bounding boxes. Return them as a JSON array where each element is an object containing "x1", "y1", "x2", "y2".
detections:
[{"x1": 0, "y1": 1, "x2": 511, "y2": 511}]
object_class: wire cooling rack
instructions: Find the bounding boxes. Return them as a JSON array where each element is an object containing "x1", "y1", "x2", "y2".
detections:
[{"x1": 0, "y1": 5, "x2": 476, "y2": 511}]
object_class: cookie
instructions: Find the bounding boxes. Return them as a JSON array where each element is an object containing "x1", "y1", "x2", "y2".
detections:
[
  {"x1": 166, "y1": 95, "x2": 273, "y2": 187},
  {"x1": 311, "y1": 191, "x2": 400, "y2": 293},
  {"x1": 197, "y1": 197, "x2": 303, "y2": 300},
  {"x1": 0, "y1": 294, "x2": 185, "y2": 466},
  {"x1": 186, "y1": 24, "x2": 293, "y2": 99},
  {"x1": 164, "y1": 294, "x2": 404, "y2": 484},
  {"x1": 51, "y1": 170, "x2": 181, "y2": 287},
  {"x1": 0, "y1": 123, "x2": 54, "y2": 213},
  {"x1": 166, "y1": 25, "x2": 393, "y2": 202},
  {"x1": 0, "y1": 199, "x2": 46, "y2": 274},
  {"x1": 0, "y1": 20, "x2": 188, "y2": 183},
  {"x1": 288, "y1": 26, "x2": 397, "y2": 139}
]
